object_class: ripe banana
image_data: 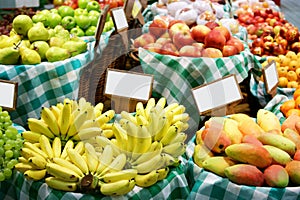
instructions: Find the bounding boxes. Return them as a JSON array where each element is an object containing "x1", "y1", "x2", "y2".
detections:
[
  {"x1": 46, "y1": 162, "x2": 80, "y2": 182},
  {"x1": 101, "y1": 130, "x2": 114, "y2": 138},
  {"x1": 21, "y1": 131, "x2": 42, "y2": 143},
  {"x1": 24, "y1": 169, "x2": 47, "y2": 181},
  {"x1": 23, "y1": 141, "x2": 48, "y2": 160},
  {"x1": 120, "y1": 111, "x2": 137, "y2": 125},
  {"x1": 39, "y1": 135, "x2": 54, "y2": 159},
  {"x1": 132, "y1": 144, "x2": 162, "y2": 166},
  {"x1": 135, "y1": 170, "x2": 159, "y2": 187},
  {"x1": 171, "y1": 113, "x2": 189, "y2": 124},
  {"x1": 21, "y1": 147, "x2": 46, "y2": 161},
  {"x1": 136, "y1": 102, "x2": 146, "y2": 118},
  {"x1": 101, "y1": 169, "x2": 138, "y2": 183},
  {"x1": 100, "y1": 179, "x2": 133, "y2": 196},
  {"x1": 101, "y1": 123, "x2": 113, "y2": 130},
  {"x1": 74, "y1": 141, "x2": 85, "y2": 155},
  {"x1": 67, "y1": 110, "x2": 88, "y2": 138},
  {"x1": 124, "y1": 119, "x2": 137, "y2": 153},
  {"x1": 28, "y1": 156, "x2": 47, "y2": 169},
  {"x1": 60, "y1": 139, "x2": 74, "y2": 159},
  {"x1": 94, "y1": 102, "x2": 104, "y2": 115},
  {"x1": 96, "y1": 110, "x2": 115, "y2": 127},
  {"x1": 95, "y1": 136, "x2": 120, "y2": 156},
  {"x1": 99, "y1": 153, "x2": 127, "y2": 176},
  {"x1": 52, "y1": 137, "x2": 61, "y2": 158},
  {"x1": 111, "y1": 123, "x2": 128, "y2": 150},
  {"x1": 156, "y1": 97, "x2": 167, "y2": 109},
  {"x1": 28, "y1": 118, "x2": 55, "y2": 139},
  {"x1": 154, "y1": 115, "x2": 170, "y2": 141},
  {"x1": 18, "y1": 157, "x2": 29, "y2": 164},
  {"x1": 53, "y1": 157, "x2": 84, "y2": 177},
  {"x1": 50, "y1": 105, "x2": 61, "y2": 120},
  {"x1": 96, "y1": 145, "x2": 114, "y2": 175},
  {"x1": 14, "y1": 162, "x2": 37, "y2": 173},
  {"x1": 132, "y1": 125, "x2": 152, "y2": 154},
  {"x1": 169, "y1": 105, "x2": 185, "y2": 116},
  {"x1": 85, "y1": 143, "x2": 99, "y2": 174},
  {"x1": 133, "y1": 153, "x2": 165, "y2": 174},
  {"x1": 157, "y1": 167, "x2": 169, "y2": 181},
  {"x1": 162, "y1": 153, "x2": 178, "y2": 166},
  {"x1": 45, "y1": 177, "x2": 77, "y2": 192},
  {"x1": 67, "y1": 148, "x2": 89, "y2": 175},
  {"x1": 40, "y1": 107, "x2": 60, "y2": 136},
  {"x1": 136, "y1": 114, "x2": 149, "y2": 126},
  {"x1": 162, "y1": 142, "x2": 186, "y2": 158},
  {"x1": 79, "y1": 119, "x2": 99, "y2": 131},
  {"x1": 72, "y1": 127, "x2": 103, "y2": 141},
  {"x1": 169, "y1": 132, "x2": 187, "y2": 144},
  {"x1": 58, "y1": 99, "x2": 72, "y2": 136},
  {"x1": 164, "y1": 102, "x2": 179, "y2": 114},
  {"x1": 145, "y1": 98, "x2": 156, "y2": 119},
  {"x1": 160, "y1": 124, "x2": 178, "y2": 146}
]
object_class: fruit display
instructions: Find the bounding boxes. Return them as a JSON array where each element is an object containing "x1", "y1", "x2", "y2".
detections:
[
  {"x1": 0, "y1": 107, "x2": 23, "y2": 182},
  {"x1": 15, "y1": 97, "x2": 188, "y2": 195},
  {"x1": 280, "y1": 87, "x2": 300, "y2": 117},
  {"x1": 133, "y1": 18, "x2": 245, "y2": 58},
  {"x1": 193, "y1": 109, "x2": 300, "y2": 187}
]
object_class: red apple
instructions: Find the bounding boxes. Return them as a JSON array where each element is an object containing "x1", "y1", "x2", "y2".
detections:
[
  {"x1": 172, "y1": 30, "x2": 195, "y2": 50},
  {"x1": 201, "y1": 47, "x2": 223, "y2": 58},
  {"x1": 246, "y1": 24, "x2": 258, "y2": 35},
  {"x1": 204, "y1": 29, "x2": 226, "y2": 50},
  {"x1": 133, "y1": 33, "x2": 156, "y2": 48},
  {"x1": 226, "y1": 37, "x2": 244, "y2": 53},
  {"x1": 144, "y1": 43, "x2": 163, "y2": 54},
  {"x1": 252, "y1": 46, "x2": 264, "y2": 56},
  {"x1": 169, "y1": 22, "x2": 190, "y2": 40},
  {"x1": 190, "y1": 25, "x2": 211, "y2": 43},
  {"x1": 273, "y1": 43, "x2": 286, "y2": 55},
  {"x1": 251, "y1": 38, "x2": 264, "y2": 48},
  {"x1": 160, "y1": 43, "x2": 179, "y2": 57},
  {"x1": 155, "y1": 37, "x2": 172, "y2": 46},
  {"x1": 214, "y1": 26, "x2": 231, "y2": 41},
  {"x1": 192, "y1": 42, "x2": 205, "y2": 52},
  {"x1": 291, "y1": 42, "x2": 300, "y2": 53},
  {"x1": 205, "y1": 21, "x2": 219, "y2": 30},
  {"x1": 294, "y1": 149, "x2": 300, "y2": 161},
  {"x1": 149, "y1": 18, "x2": 168, "y2": 38},
  {"x1": 222, "y1": 45, "x2": 239, "y2": 57},
  {"x1": 286, "y1": 28, "x2": 300, "y2": 43},
  {"x1": 179, "y1": 45, "x2": 201, "y2": 57}
]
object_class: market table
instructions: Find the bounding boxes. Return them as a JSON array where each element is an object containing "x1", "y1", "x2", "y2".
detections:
[{"x1": 0, "y1": 33, "x2": 111, "y2": 127}]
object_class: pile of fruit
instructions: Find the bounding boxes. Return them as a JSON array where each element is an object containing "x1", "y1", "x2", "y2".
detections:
[
  {"x1": 280, "y1": 87, "x2": 300, "y2": 117},
  {"x1": 193, "y1": 109, "x2": 300, "y2": 187},
  {"x1": 0, "y1": 107, "x2": 23, "y2": 182},
  {"x1": 133, "y1": 18, "x2": 245, "y2": 58},
  {"x1": 15, "y1": 97, "x2": 189, "y2": 195},
  {"x1": 0, "y1": 14, "x2": 88, "y2": 65}
]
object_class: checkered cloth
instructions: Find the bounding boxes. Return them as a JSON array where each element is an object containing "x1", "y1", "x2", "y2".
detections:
[
  {"x1": 0, "y1": 163, "x2": 190, "y2": 200},
  {"x1": 0, "y1": 33, "x2": 111, "y2": 127},
  {"x1": 138, "y1": 40, "x2": 261, "y2": 140},
  {"x1": 185, "y1": 135, "x2": 300, "y2": 200}
]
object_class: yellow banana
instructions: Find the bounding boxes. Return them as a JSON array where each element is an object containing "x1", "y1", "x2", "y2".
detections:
[
  {"x1": 21, "y1": 131, "x2": 42, "y2": 143},
  {"x1": 74, "y1": 141, "x2": 85, "y2": 155},
  {"x1": 169, "y1": 132, "x2": 187, "y2": 144},
  {"x1": 123, "y1": 119, "x2": 137, "y2": 153},
  {"x1": 100, "y1": 179, "x2": 133, "y2": 196},
  {"x1": 101, "y1": 123, "x2": 113, "y2": 130},
  {"x1": 18, "y1": 157, "x2": 29, "y2": 164},
  {"x1": 52, "y1": 137, "x2": 61, "y2": 158},
  {"x1": 132, "y1": 125, "x2": 152, "y2": 154},
  {"x1": 132, "y1": 146, "x2": 162, "y2": 166},
  {"x1": 72, "y1": 127, "x2": 103, "y2": 141},
  {"x1": 60, "y1": 139, "x2": 74, "y2": 159},
  {"x1": 28, "y1": 118, "x2": 55, "y2": 139},
  {"x1": 157, "y1": 167, "x2": 169, "y2": 181},
  {"x1": 95, "y1": 136, "x2": 120, "y2": 156},
  {"x1": 101, "y1": 169, "x2": 138, "y2": 183},
  {"x1": 99, "y1": 153, "x2": 127, "y2": 176},
  {"x1": 147, "y1": 108, "x2": 159, "y2": 136},
  {"x1": 58, "y1": 99, "x2": 72, "y2": 136},
  {"x1": 162, "y1": 142, "x2": 186, "y2": 158},
  {"x1": 21, "y1": 147, "x2": 46, "y2": 161},
  {"x1": 101, "y1": 129, "x2": 114, "y2": 138},
  {"x1": 56, "y1": 102, "x2": 64, "y2": 110},
  {"x1": 136, "y1": 114, "x2": 149, "y2": 126},
  {"x1": 133, "y1": 153, "x2": 165, "y2": 174},
  {"x1": 85, "y1": 143, "x2": 99, "y2": 174},
  {"x1": 24, "y1": 169, "x2": 47, "y2": 181},
  {"x1": 14, "y1": 162, "x2": 37, "y2": 173},
  {"x1": 39, "y1": 135, "x2": 54, "y2": 159},
  {"x1": 111, "y1": 123, "x2": 128, "y2": 150},
  {"x1": 162, "y1": 153, "x2": 178, "y2": 166},
  {"x1": 45, "y1": 177, "x2": 77, "y2": 192},
  {"x1": 169, "y1": 105, "x2": 185, "y2": 116},
  {"x1": 79, "y1": 119, "x2": 99, "y2": 131},
  {"x1": 28, "y1": 156, "x2": 47, "y2": 169},
  {"x1": 156, "y1": 97, "x2": 167, "y2": 109},
  {"x1": 71, "y1": 100, "x2": 79, "y2": 113},
  {"x1": 94, "y1": 102, "x2": 104, "y2": 114},
  {"x1": 53, "y1": 157, "x2": 84, "y2": 177},
  {"x1": 136, "y1": 102, "x2": 146, "y2": 118},
  {"x1": 145, "y1": 98, "x2": 156, "y2": 120},
  {"x1": 96, "y1": 110, "x2": 115, "y2": 127},
  {"x1": 23, "y1": 141, "x2": 48, "y2": 159},
  {"x1": 40, "y1": 107, "x2": 60, "y2": 136},
  {"x1": 67, "y1": 110, "x2": 88, "y2": 138},
  {"x1": 160, "y1": 124, "x2": 179, "y2": 146},
  {"x1": 135, "y1": 170, "x2": 159, "y2": 187},
  {"x1": 46, "y1": 162, "x2": 80, "y2": 182},
  {"x1": 154, "y1": 114, "x2": 171, "y2": 141},
  {"x1": 164, "y1": 102, "x2": 179, "y2": 114},
  {"x1": 50, "y1": 105, "x2": 61, "y2": 120},
  {"x1": 67, "y1": 148, "x2": 89, "y2": 175},
  {"x1": 96, "y1": 145, "x2": 114, "y2": 175},
  {"x1": 109, "y1": 179, "x2": 135, "y2": 196},
  {"x1": 171, "y1": 113, "x2": 189, "y2": 124},
  {"x1": 120, "y1": 111, "x2": 137, "y2": 125}
]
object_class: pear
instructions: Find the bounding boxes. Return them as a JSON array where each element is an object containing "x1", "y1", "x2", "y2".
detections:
[
  {"x1": 19, "y1": 40, "x2": 31, "y2": 48},
  {"x1": 30, "y1": 41, "x2": 50, "y2": 60},
  {"x1": 45, "y1": 47, "x2": 71, "y2": 62},
  {"x1": 48, "y1": 36, "x2": 66, "y2": 47},
  {"x1": 20, "y1": 46, "x2": 41, "y2": 65},
  {"x1": 0, "y1": 35, "x2": 21, "y2": 49},
  {"x1": 27, "y1": 23, "x2": 49, "y2": 42},
  {"x1": 0, "y1": 46, "x2": 20, "y2": 65},
  {"x1": 48, "y1": 29, "x2": 56, "y2": 39},
  {"x1": 55, "y1": 29, "x2": 70, "y2": 41},
  {"x1": 12, "y1": 15, "x2": 33, "y2": 36},
  {"x1": 62, "y1": 40, "x2": 87, "y2": 57},
  {"x1": 54, "y1": 25, "x2": 65, "y2": 34}
]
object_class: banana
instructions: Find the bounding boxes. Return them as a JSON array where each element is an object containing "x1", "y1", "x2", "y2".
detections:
[
  {"x1": 157, "y1": 167, "x2": 169, "y2": 181},
  {"x1": 58, "y1": 99, "x2": 72, "y2": 136},
  {"x1": 171, "y1": 113, "x2": 189, "y2": 124},
  {"x1": 111, "y1": 123, "x2": 128, "y2": 150},
  {"x1": 28, "y1": 118, "x2": 55, "y2": 139},
  {"x1": 67, "y1": 110, "x2": 88, "y2": 138},
  {"x1": 164, "y1": 102, "x2": 179, "y2": 114},
  {"x1": 133, "y1": 153, "x2": 165, "y2": 174},
  {"x1": 263, "y1": 145, "x2": 292, "y2": 166},
  {"x1": 71, "y1": 100, "x2": 79, "y2": 113},
  {"x1": 18, "y1": 157, "x2": 29, "y2": 164},
  {"x1": 67, "y1": 148, "x2": 89, "y2": 175},
  {"x1": 148, "y1": 141, "x2": 163, "y2": 152},
  {"x1": 156, "y1": 97, "x2": 167, "y2": 109},
  {"x1": 135, "y1": 170, "x2": 159, "y2": 187},
  {"x1": 169, "y1": 132, "x2": 187, "y2": 144},
  {"x1": 46, "y1": 162, "x2": 80, "y2": 182},
  {"x1": 21, "y1": 147, "x2": 46, "y2": 161},
  {"x1": 94, "y1": 102, "x2": 104, "y2": 114},
  {"x1": 132, "y1": 125, "x2": 152, "y2": 154},
  {"x1": 74, "y1": 141, "x2": 85, "y2": 155},
  {"x1": 95, "y1": 136, "x2": 120, "y2": 156},
  {"x1": 96, "y1": 145, "x2": 114, "y2": 175},
  {"x1": 39, "y1": 135, "x2": 54, "y2": 159},
  {"x1": 53, "y1": 157, "x2": 84, "y2": 177},
  {"x1": 45, "y1": 177, "x2": 77, "y2": 192},
  {"x1": 23, "y1": 141, "x2": 48, "y2": 159},
  {"x1": 24, "y1": 169, "x2": 47, "y2": 181},
  {"x1": 160, "y1": 124, "x2": 179, "y2": 146},
  {"x1": 101, "y1": 129, "x2": 114, "y2": 138},
  {"x1": 99, "y1": 153, "x2": 127, "y2": 176},
  {"x1": 136, "y1": 114, "x2": 149, "y2": 126},
  {"x1": 120, "y1": 111, "x2": 137, "y2": 125},
  {"x1": 28, "y1": 156, "x2": 47, "y2": 169},
  {"x1": 56, "y1": 102, "x2": 64, "y2": 110},
  {"x1": 101, "y1": 169, "x2": 138, "y2": 183},
  {"x1": 124, "y1": 120, "x2": 137, "y2": 153},
  {"x1": 145, "y1": 98, "x2": 156, "y2": 120},
  {"x1": 79, "y1": 120, "x2": 100, "y2": 131},
  {"x1": 136, "y1": 102, "x2": 146, "y2": 117},
  {"x1": 162, "y1": 142, "x2": 186, "y2": 158},
  {"x1": 132, "y1": 146, "x2": 162, "y2": 166},
  {"x1": 21, "y1": 131, "x2": 42, "y2": 143},
  {"x1": 111, "y1": 179, "x2": 135, "y2": 196},
  {"x1": 147, "y1": 108, "x2": 159, "y2": 136},
  {"x1": 101, "y1": 123, "x2": 113, "y2": 130},
  {"x1": 96, "y1": 110, "x2": 115, "y2": 127},
  {"x1": 154, "y1": 115, "x2": 171, "y2": 141},
  {"x1": 14, "y1": 162, "x2": 37, "y2": 173},
  {"x1": 85, "y1": 143, "x2": 99, "y2": 174},
  {"x1": 100, "y1": 179, "x2": 132, "y2": 196},
  {"x1": 52, "y1": 137, "x2": 62, "y2": 158},
  {"x1": 162, "y1": 153, "x2": 178, "y2": 166},
  {"x1": 50, "y1": 105, "x2": 61, "y2": 120},
  {"x1": 169, "y1": 105, "x2": 185, "y2": 116},
  {"x1": 40, "y1": 107, "x2": 60, "y2": 136},
  {"x1": 60, "y1": 139, "x2": 74, "y2": 159},
  {"x1": 72, "y1": 127, "x2": 103, "y2": 141}
]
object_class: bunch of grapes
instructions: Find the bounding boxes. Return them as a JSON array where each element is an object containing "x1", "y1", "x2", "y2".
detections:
[{"x1": 0, "y1": 107, "x2": 23, "y2": 182}]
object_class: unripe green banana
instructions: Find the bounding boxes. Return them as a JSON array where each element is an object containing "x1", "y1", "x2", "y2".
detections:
[
  {"x1": 45, "y1": 177, "x2": 77, "y2": 192},
  {"x1": 135, "y1": 170, "x2": 159, "y2": 187}
]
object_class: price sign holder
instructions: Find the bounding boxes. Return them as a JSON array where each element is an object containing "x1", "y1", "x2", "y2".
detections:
[
  {"x1": 104, "y1": 69, "x2": 153, "y2": 113},
  {"x1": 191, "y1": 75, "x2": 243, "y2": 116},
  {"x1": 262, "y1": 60, "x2": 279, "y2": 98},
  {"x1": 124, "y1": 0, "x2": 145, "y2": 26},
  {"x1": 0, "y1": 79, "x2": 18, "y2": 110},
  {"x1": 95, "y1": 4, "x2": 110, "y2": 49},
  {"x1": 111, "y1": 7, "x2": 129, "y2": 33}
]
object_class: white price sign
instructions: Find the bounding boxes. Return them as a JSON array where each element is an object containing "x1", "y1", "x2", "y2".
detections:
[
  {"x1": 111, "y1": 7, "x2": 129, "y2": 32},
  {"x1": 0, "y1": 80, "x2": 18, "y2": 110},
  {"x1": 104, "y1": 69, "x2": 153, "y2": 101},
  {"x1": 192, "y1": 75, "x2": 243, "y2": 114},
  {"x1": 263, "y1": 60, "x2": 279, "y2": 95}
]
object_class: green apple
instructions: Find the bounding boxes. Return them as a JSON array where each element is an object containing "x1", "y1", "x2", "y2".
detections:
[
  {"x1": 61, "y1": 16, "x2": 76, "y2": 30},
  {"x1": 12, "y1": 15, "x2": 33, "y2": 36},
  {"x1": 39, "y1": 9, "x2": 50, "y2": 16},
  {"x1": 85, "y1": 26, "x2": 97, "y2": 36},
  {"x1": 47, "y1": 13, "x2": 62, "y2": 28},
  {"x1": 70, "y1": 26, "x2": 85, "y2": 37},
  {"x1": 86, "y1": 1, "x2": 100, "y2": 12},
  {"x1": 78, "y1": 0, "x2": 90, "y2": 9},
  {"x1": 54, "y1": 25, "x2": 65, "y2": 34},
  {"x1": 74, "y1": 8, "x2": 88, "y2": 16},
  {"x1": 88, "y1": 15, "x2": 99, "y2": 26},
  {"x1": 32, "y1": 14, "x2": 47, "y2": 24},
  {"x1": 58, "y1": 5, "x2": 75, "y2": 18},
  {"x1": 89, "y1": 10, "x2": 100, "y2": 17},
  {"x1": 75, "y1": 15, "x2": 91, "y2": 30},
  {"x1": 50, "y1": 8, "x2": 58, "y2": 13}
]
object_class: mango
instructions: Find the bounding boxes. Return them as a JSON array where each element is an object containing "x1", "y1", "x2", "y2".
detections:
[
  {"x1": 285, "y1": 160, "x2": 300, "y2": 185},
  {"x1": 294, "y1": 149, "x2": 300, "y2": 161},
  {"x1": 223, "y1": 118, "x2": 243, "y2": 144},
  {"x1": 241, "y1": 135, "x2": 263, "y2": 147},
  {"x1": 193, "y1": 144, "x2": 214, "y2": 168},
  {"x1": 238, "y1": 118, "x2": 264, "y2": 138},
  {"x1": 228, "y1": 113, "x2": 253, "y2": 124},
  {"x1": 283, "y1": 128, "x2": 300, "y2": 150},
  {"x1": 263, "y1": 145, "x2": 292, "y2": 166},
  {"x1": 202, "y1": 156, "x2": 236, "y2": 177},
  {"x1": 224, "y1": 164, "x2": 264, "y2": 186},
  {"x1": 225, "y1": 143, "x2": 272, "y2": 168},
  {"x1": 281, "y1": 114, "x2": 300, "y2": 132},
  {"x1": 264, "y1": 165, "x2": 289, "y2": 187},
  {"x1": 257, "y1": 109, "x2": 281, "y2": 134}
]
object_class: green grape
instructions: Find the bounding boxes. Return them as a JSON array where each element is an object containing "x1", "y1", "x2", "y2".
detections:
[
  {"x1": 5, "y1": 130, "x2": 13, "y2": 139},
  {"x1": 0, "y1": 157, "x2": 3, "y2": 165},
  {"x1": 4, "y1": 143, "x2": 12, "y2": 150},
  {"x1": 0, "y1": 116, "x2": 4, "y2": 123},
  {"x1": 0, "y1": 172, "x2": 5, "y2": 181},
  {"x1": 2, "y1": 111, "x2": 8, "y2": 117},
  {"x1": 4, "y1": 116, "x2": 10, "y2": 122},
  {"x1": 13, "y1": 150, "x2": 20, "y2": 158},
  {"x1": 0, "y1": 139, "x2": 4, "y2": 146},
  {"x1": 0, "y1": 147, "x2": 4, "y2": 156},
  {"x1": 10, "y1": 159, "x2": 18, "y2": 166},
  {"x1": 0, "y1": 130, "x2": 2, "y2": 138},
  {"x1": 3, "y1": 168, "x2": 12, "y2": 178},
  {"x1": 5, "y1": 150, "x2": 13, "y2": 159},
  {"x1": 6, "y1": 160, "x2": 15, "y2": 169}
]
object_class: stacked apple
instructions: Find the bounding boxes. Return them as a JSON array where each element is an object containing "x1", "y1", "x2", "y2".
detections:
[{"x1": 133, "y1": 18, "x2": 245, "y2": 58}]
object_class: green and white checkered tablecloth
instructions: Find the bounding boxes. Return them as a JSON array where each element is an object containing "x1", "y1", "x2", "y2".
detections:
[
  {"x1": 184, "y1": 135, "x2": 300, "y2": 200},
  {"x1": 0, "y1": 33, "x2": 111, "y2": 127},
  {"x1": 0, "y1": 162, "x2": 190, "y2": 200},
  {"x1": 139, "y1": 41, "x2": 261, "y2": 140}
]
